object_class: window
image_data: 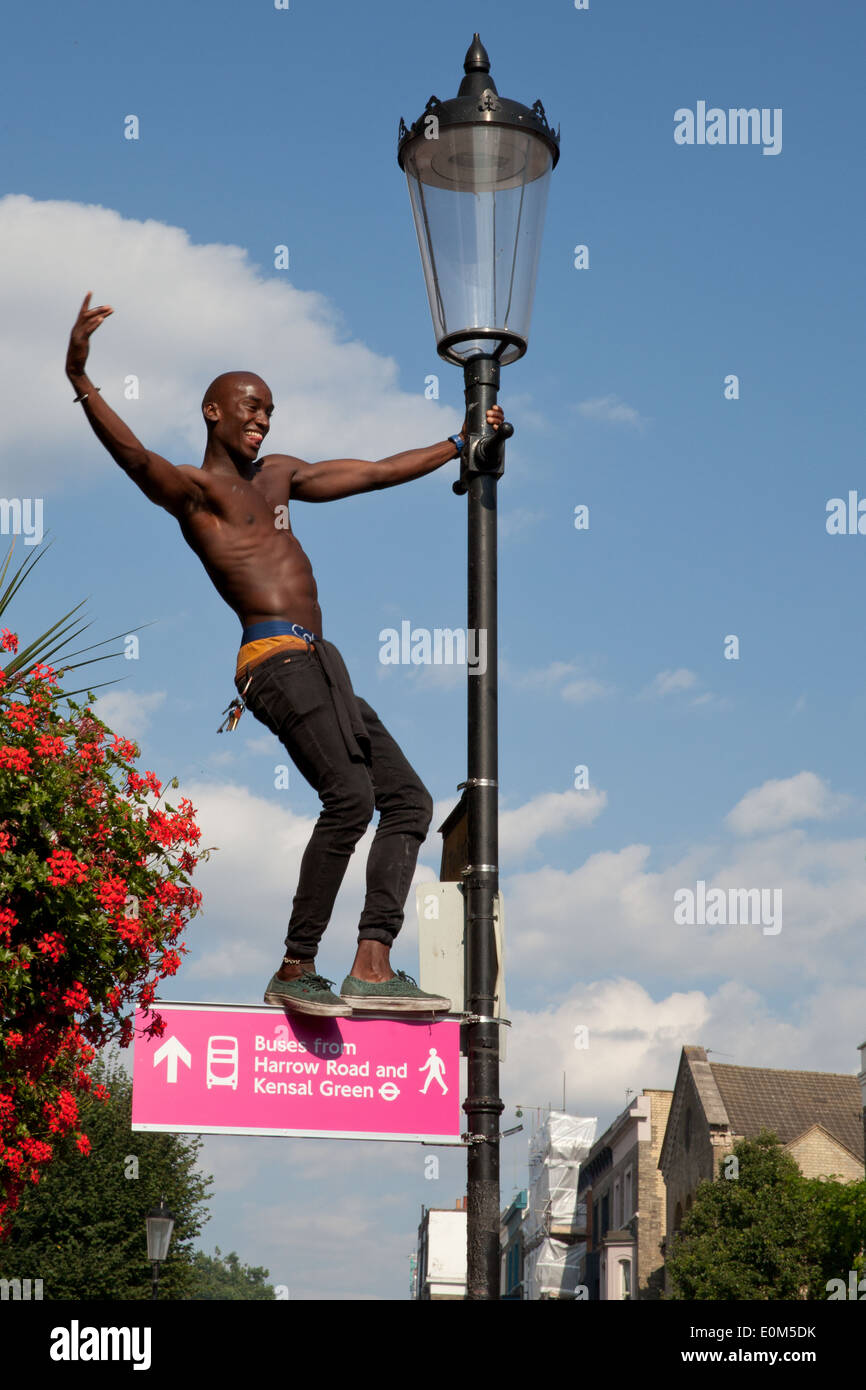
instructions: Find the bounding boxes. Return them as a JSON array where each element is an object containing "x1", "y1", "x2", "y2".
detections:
[
  {"x1": 624, "y1": 1166, "x2": 633, "y2": 1220},
  {"x1": 613, "y1": 1179, "x2": 621, "y2": 1228},
  {"x1": 620, "y1": 1258, "x2": 631, "y2": 1301}
]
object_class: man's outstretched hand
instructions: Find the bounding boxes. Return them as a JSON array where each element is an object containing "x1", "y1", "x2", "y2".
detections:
[
  {"x1": 66, "y1": 292, "x2": 113, "y2": 379},
  {"x1": 460, "y1": 403, "x2": 505, "y2": 439}
]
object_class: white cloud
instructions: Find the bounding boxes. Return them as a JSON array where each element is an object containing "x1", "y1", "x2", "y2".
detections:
[
  {"x1": 561, "y1": 677, "x2": 610, "y2": 704},
  {"x1": 165, "y1": 775, "x2": 613, "y2": 999},
  {"x1": 90, "y1": 688, "x2": 166, "y2": 740},
  {"x1": 502, "y1": 660, "x2": 577, "y2": 690},
  {"x1": 499, "y1": 818, "x2": 866, "y2": 999},
  {"x1": 175, "y1": 780, "x2": 370, "y2": 981},
  {"x1": 645, "y1": 668, "x2": 698, "y2": 697},
  {"x1": 499, "y1": 508, "x2": 546, "y2": 541},
  {"x1": 497, "y1": 391, "x2": 550, "y2": 434},
  {"x1": 577, "y1": 394, "x2": 647, "y2": 429},
  {"x1": 164, "y1": 768, "x2": 866, "y2": 1022},
  {"x1": 0, "y1": 194, "x2": 463, "y2": 491},
  {"x1": 503, "y1": 977, "x2": 866, "y2": 1126},
  {"x1": 501, "y1": 660, "x2": 611, "y2": 704},
  {"x1": 726, "y1": 771, "x2": 850, "y2": 836},
  {"x1": 500, "y1": 788, "x2": 607, "y2": 859},
  {"x1": 243, "y1": 734, "x2": 276, "y2": 755}
]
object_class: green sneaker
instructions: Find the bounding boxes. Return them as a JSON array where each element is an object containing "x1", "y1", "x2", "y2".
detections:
[
  {"x1": 264, "y1": 971, "x2": 352, "y2": 1017},
  {"x1": 340, "y1": 970, "x2": 451, "y2": 1013}
]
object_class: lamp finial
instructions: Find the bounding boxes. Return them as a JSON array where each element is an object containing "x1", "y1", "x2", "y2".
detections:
[
  {"x1": 464, "y1": 33, "x2": 490, "y2": 75},
  {"x1": 459, "y1": 33, "x2": 496, "y2": 97}
]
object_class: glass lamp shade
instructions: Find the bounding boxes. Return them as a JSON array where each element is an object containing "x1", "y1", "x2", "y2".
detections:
[
  {"x1": 145, "y1": 1204, "x2": 175, "y2": 1263},
  {"x1": 402, "y1": 122, "x2": 553, "y2": 365}
]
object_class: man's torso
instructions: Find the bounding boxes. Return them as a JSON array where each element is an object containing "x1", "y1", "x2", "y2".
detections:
[{"x1": 173, "y1": 454, "x2": 323, "y2": 634}]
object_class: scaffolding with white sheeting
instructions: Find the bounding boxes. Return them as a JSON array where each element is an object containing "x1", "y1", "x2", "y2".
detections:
[{"x1": 523, "y1": 1111, "x2": 597, "y2": 1299}]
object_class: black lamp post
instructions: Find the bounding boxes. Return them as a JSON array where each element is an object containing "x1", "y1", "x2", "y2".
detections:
[
  {"x1": 399, "y1": 33, "x2": 559, "y2": 1300},
  {"x1": 145, "y1": 1199, "x2": 175, "y2": 1300}
]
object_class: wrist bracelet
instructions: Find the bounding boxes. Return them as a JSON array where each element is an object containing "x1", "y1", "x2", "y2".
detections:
[
  {"x1": 449, "y1": 433, "x2": 465, "y2": 457},
  {"x1": 73, "y1": 387, "x2": 100, "y2": 404}
]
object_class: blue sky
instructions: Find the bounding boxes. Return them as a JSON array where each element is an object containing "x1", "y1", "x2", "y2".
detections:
[{"x1": 2, "y1": 0, "x2": 865, "y2": 1299}]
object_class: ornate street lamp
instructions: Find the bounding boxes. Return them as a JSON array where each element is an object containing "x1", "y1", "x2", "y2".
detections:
[
  {"x1": 145, "y1": 1199, "x2": 175, "y2": 1300},
  {"x1": 399, "y1": 33, "x2": 559, "y2": 1301}
]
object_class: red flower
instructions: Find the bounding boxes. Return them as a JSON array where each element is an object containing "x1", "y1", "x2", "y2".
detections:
[
  {"x1": 0, "y1": 905, "x2": 17, "y2": 942},
  {"x1": 75, "y1": 1133, "x2": 91, "y2": 1157},
  {"x1": 46, "y1": 848, "x2": 88, "y2": 886},
  {"x1": 43, "y1": 1089, "x2": 79, "y2": 1134},
  {"x1": 159, "y1": 949, "x2": 182, "y2": 977},
  {"x1": 5, "y1": 704, "x2": 37, "y2": 732},
  {"x1": 21, "y1": 1138, "x2": 52, "y2": 1163},
  {"x1": 94, "y1": 875, "x2": 127, "y2": 914},
  {"x1": 77, "y1": 742, "x2": 105, "y2": 767},
  {"x1": 0, "y1": 629, "x2": 19, "y2": 654},
  {"x1": 0, "y1": 744, "x2": 32, "y2": 773},
  {"x1": 29, "y1": 662, "x2": 58, "y2": 682},
  {"x1": 111, "y1": 735, "x2": 138, "y2": 760},
  {"x1": 61, "y1": 982, "x2": 89, "y2": 1013},
  {"x1": 35, "y1": 932, "x2": 66, "y2": 962},
  {"x1": 34, "y1": 734, "x2": 66, "y2": 760}
]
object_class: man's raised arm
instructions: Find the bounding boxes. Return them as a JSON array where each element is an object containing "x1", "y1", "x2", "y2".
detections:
[
  {"x1": 286, "y1": 404, "x2": 505, "y2": 503},
  {"x1": 65, "y1": 293, "x2": 201, "y2": 517}
]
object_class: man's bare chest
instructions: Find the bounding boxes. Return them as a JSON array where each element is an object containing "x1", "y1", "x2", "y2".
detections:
[{"x1": 191, "y1": 464, "x2": 295, "y2": 534}]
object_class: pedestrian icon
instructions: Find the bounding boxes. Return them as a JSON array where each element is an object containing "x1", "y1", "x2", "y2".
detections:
[
  {"x1": 206, "y1": 1035, "x2": 239, "y2": 1090},
  {"x1": 419, "y1": 1048, "x2": 448, "y2": 1095}
]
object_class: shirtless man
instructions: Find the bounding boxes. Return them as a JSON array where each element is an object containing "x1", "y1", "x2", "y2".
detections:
[{"x1": 66, "y1": 293, "x2": 504, "y2": 1017}]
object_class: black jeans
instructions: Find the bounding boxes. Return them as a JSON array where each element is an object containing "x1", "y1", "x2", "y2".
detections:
[{"x1": 235, "y1": 640, "x2": 434, "y2": 960}]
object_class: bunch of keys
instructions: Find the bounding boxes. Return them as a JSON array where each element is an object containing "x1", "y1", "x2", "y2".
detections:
[{"x1": 217, "y1": 674, "x2": 253, "y2": 733}]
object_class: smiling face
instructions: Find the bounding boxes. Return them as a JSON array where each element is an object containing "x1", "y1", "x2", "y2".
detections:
[{"x1": 202, "y1": 373, "x2": 274, "y2": 464}]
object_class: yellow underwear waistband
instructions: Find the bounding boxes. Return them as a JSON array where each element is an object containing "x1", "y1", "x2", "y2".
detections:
[{"x1": 236, "y1": 634, "x2": 315, "y2": 680}]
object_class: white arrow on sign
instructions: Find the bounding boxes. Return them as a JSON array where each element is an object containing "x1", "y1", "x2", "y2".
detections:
[{"x1": 153, "y1": 1036, "x2": 192, "y2": 1084}]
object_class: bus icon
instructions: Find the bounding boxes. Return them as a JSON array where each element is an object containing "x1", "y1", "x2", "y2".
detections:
[{"x1": 206, "y1": 1036, "x2": 239, "y2": 1090}]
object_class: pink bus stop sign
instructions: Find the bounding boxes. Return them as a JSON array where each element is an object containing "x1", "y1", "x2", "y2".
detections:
[{"x1": 132, "y1": 1002, "x2": 462, "y2": 1143}]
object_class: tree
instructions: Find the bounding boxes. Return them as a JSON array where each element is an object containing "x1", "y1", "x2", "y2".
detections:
[
  {"x1": 189, "y1": 1247, "x2": 276, "y2": 1300},
  {"x1": 0, "y1": 1049, "x2": 212, "y2": 1299},
  {"x1": 665, "y1": 1132, "x2": 823, "y2": 1299},
  {"x1": 805, "y1": 1175, "x2": 866, "y2": 1297}
]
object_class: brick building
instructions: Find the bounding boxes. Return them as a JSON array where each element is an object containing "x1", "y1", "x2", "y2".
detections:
[
  {"x1": 578, "y1": 1089, "x2": 672, "y2": 1300},
  {"x1": 659, "y1": 1045, "x2": 866, "y2": 1260}
]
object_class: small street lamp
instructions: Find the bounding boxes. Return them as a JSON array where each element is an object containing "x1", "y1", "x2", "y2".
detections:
[
  {"x1": 145, "y1": 1199, "x2": 175, "y2": 1300},
  {"x1": 399, "y1": 33, "x2": 559, "y2": 1301}
]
